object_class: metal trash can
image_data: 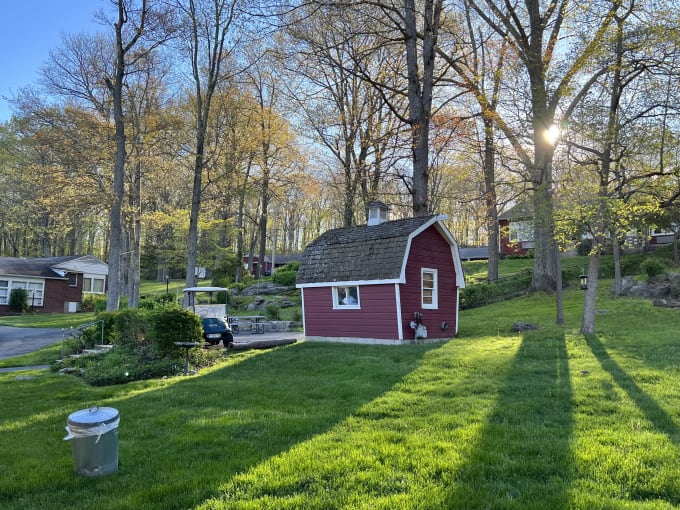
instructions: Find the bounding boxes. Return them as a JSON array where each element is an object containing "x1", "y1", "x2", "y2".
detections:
[{"x1": 64, "y1": 406, "x2": 119, "y2": 476}]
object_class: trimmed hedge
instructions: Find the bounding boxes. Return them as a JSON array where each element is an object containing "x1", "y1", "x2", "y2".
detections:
[{"x1": 460, "y1": 272, "x2": 532, "y2": 309}]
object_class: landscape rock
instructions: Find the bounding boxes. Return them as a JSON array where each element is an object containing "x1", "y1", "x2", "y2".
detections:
[
  {"x1": 620, "y1": 272, "x2": 680, "y2": 308},
  {"x1": 511, "y1": 322, "x2": 539, "y2": 332},
  {"x1": 241, "y1": 283, "x2": 291, "y2": 296}
]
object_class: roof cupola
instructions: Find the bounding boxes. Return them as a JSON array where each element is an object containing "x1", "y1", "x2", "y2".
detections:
[{"x1": 367, "y1": 201, "x2": 391, "y2": 226}]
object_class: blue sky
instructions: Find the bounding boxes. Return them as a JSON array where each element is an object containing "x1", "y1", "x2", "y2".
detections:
[{"x1": 0, "y1": 0, "x2": 103, "y2": 122}]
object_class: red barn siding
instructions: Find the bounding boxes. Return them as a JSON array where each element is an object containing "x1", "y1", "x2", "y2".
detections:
[
  {"x1": 400, "y1": 226, "x2": 458, "y2": 339},
  {"x1": 303, "y1": 284, "x2": 400, "y2": 340}
]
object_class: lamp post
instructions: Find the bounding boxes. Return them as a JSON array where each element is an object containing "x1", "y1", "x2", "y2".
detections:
[{"x1": 165, "y1": 275, "x2": 169, "y2": 295}]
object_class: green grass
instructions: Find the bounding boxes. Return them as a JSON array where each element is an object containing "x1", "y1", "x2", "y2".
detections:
[
  {"x1": 2, "y1": 283, "x2": 679, "y2": 509},
  {"x1": 462, "y1": 254, "x2": 590, "y2": 282},
  {"x1": 0, "y1": 312, "x2": 96, "y2": 328}
]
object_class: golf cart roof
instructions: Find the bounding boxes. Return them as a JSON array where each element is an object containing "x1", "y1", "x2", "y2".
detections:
[{"x1": 182, "y1": 287, "x2": 228, "y2": 293}]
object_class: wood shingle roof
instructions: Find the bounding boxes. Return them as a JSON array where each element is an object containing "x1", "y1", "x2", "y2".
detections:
[{"x1": 296, "y1": 215, "x2": 440, "y2": 285}]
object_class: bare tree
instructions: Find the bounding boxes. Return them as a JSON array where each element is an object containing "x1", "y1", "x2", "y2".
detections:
[{"x1": 176, "y1": 0, "x2": 241, "y2": 297}]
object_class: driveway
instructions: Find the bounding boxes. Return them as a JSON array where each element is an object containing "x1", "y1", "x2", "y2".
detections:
[{"x1": 0, "y1": 326, "x2": 66, "y2": 360}]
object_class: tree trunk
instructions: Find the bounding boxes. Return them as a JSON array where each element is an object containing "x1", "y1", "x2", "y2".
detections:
[
  {"x1": 483, "y1": 117, "x2": 499, "y2": 281},
  {"x1": 580, "y1": 253, "x2": 600, "y2": 334},
  {"x1": 105, "y1": 7, "x2": 127, "y2": 312},
  {"x1": 611, "y1": 234, "x2": 622, "y2": 298},
  {"x1": 530, "y1": 181, "x2": 558, "y2": 292},
  {"x1": 403, "y1": 0, "x2": 441, "y2": 216},
  {"x1": 185, "y1": 142, "x2": 204, "y2": 297}
]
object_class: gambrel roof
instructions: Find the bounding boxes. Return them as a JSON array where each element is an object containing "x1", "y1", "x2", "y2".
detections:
[{"x1": 296, "y1": 215, "x2": 465, "y2": 287}]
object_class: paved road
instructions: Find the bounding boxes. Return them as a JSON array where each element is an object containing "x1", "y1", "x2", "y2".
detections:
[{"x1": 0, "y1": 326, "x2": 66, "y2": 360}]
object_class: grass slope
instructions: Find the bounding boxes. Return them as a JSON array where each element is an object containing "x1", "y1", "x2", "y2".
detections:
[{"x1": 1, "y1": 285, "x2": 679, "y2": 509}]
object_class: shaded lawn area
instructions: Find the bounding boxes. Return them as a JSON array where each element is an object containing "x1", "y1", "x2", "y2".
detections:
[{"x1": 1, "y1": 287, "x2": 679, "y2": 509}]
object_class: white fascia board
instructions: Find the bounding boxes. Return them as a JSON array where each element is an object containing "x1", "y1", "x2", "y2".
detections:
[
  {"x1": 398, "y1": 215, "x2": 466, "y2": 288},
  {"x1": 398, "y1": 216, "x2": 441, "y2": 282},
  {"x1": 395, "y1": 283, "x2": 404, "y2": 340},
  {"x1": 296, "y1": 278, "x2": 400, "y2": 289}
]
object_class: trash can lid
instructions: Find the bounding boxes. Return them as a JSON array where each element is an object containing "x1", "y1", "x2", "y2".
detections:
[{"x1": 68, "y1": 406, "x2": 119, "y2": 427}]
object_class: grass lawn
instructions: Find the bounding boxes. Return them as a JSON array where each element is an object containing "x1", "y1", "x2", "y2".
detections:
[{"x1": 1, "y1": 283, "x2": 679, "y2": 509}]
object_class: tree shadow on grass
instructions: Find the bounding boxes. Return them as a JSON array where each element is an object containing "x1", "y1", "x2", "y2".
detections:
[
  {"x1": 0, "y1": 342, "x2": 439, "y2": 510},
  {"x1": 444, "y1": 329, "x2": 575, "y2": 509},
  {"x1": 584, "y1": 334, "x2": 679, "y2": 443}
]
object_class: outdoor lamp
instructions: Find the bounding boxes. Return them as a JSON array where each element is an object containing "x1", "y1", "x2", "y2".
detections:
[{"x1": 579, "y1": 274, "x2": 588, "y2": 290}]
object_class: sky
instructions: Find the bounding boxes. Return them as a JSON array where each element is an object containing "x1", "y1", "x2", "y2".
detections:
[{"x1": 0, "y1": 0, "x2": 103, "y2": 122}]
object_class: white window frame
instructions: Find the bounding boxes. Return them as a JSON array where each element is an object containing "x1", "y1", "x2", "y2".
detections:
[
  {"x1": 0, "y1": 280, "x2": 8, "y2": 305},
  {"x1": 421, "y1": 268, "x2": 438, "y2": 309},
  {"x1": 83, "y1": 274, "x2": 106, "y2": 294},
  {"x1": 0, "y1": 278, "x2": 44, "y2": 307},
  {"x1": 509, "y1": 220, "x2": 533, "y2": 243},
  {"x1": 333, "y1": 286, "x2": 360, "y2": 309}
]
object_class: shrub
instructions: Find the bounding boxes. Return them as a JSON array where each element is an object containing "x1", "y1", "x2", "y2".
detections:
[
  {"x1": 150, "y1": 307, "x2": 203, "y2": 358},
  {"x1": 641, "y1": 257, "x2": 667, "y2": 279},
  {"x1": 8, "y1": 288, "x2": 28, "y2": 313},
  {"x1": 265, "y1": 303, "x2": 282, "y2": 320},
  {"x1": 81, "y1": 294, "x2": 108, "y2": 312},
  {"x1": 111, "y1": 308, "x2": 151, "y2": 351},
  {"x1": 460, "y1": 272, "x2": 532, "y2": 309},
  {"x1": 78, "y1": 349, "x2": 183, "y2": 386},
  {"x1": 272, "y1": 269, "x2": 297, "y2": 286}
]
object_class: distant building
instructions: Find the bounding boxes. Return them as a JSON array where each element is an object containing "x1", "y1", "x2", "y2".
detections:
[
  {"x1": 0, "y1": 255, "x2": 108, "y2": 314},
  {"x1": 498, "y1": 202, "x2": 534, "y2": 256}
]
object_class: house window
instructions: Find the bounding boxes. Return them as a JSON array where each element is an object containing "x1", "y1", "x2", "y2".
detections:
[
  {"x1": 422, "y1": 268, "x2": 438, "y2": 309},
  {"x1": 83, "y1": 276, "x2": 106, "y2": 294},
  {"x1": 0, "y1": 280, "x2": 8, "y2": 305},
  {"x1": 0, "y1": 279, "x2": 44, "y2": 306},
  {"x1": 509, "y1": 220, "x2": 533, "y2": 243},
  {"x1": 68, "y1": 274, "x2": 78, "y2": 287},
  {"x1": 333, "y1": 286, "x2": 360, "y2": 309}
]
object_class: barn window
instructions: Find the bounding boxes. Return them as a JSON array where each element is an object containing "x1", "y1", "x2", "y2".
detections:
[
  {"x1": 422, "y1": 268, "x2": 438, "y2": 309},
  {"x1": 333, "y1": 286, "x2": 360, "y2": 309}
]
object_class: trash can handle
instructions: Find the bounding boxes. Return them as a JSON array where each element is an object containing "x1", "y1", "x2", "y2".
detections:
[{"x1": 89, "y1": 405, "x2": 99, "y2": 414}]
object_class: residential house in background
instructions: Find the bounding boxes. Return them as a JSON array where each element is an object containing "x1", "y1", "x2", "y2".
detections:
[
  {"x1": 498, "y1": 202, "x2": 534, "y2": 256},
  {"x1": 296, "y1": 202, "x2": 466, "y2": 344},
  {"x1": 242, "y1": 253, "x2": 303, "y2": 276},
  {"x1": 0, "y1": 255, "x2": 108, "y2": 314}
]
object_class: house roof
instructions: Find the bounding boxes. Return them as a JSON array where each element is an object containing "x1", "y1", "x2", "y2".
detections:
[
  {"x1": 498, "y1": 202, "x2": 533, "y2": 221},
  {"x1": 296, "y1": 215, "x2": 465, "y2": 287},
  {"x1": 0, "y1": 255, "x2": 108, "y2": 279},
  {"x1": 459, "y1": 246, "x2": 489, "y2": 260}
]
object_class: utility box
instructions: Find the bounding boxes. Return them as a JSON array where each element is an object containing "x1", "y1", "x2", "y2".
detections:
[{"x1": 64, "y1": 406, "x2": 119, "y2": 476}]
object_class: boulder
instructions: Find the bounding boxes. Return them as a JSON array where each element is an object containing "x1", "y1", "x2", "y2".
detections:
[
  {"x1": 241, "y1": 282, "x2": 291, "y2": 296},
  {"x1": 627, "y1": 284, "x2": 653, "y2": 299},
  {"x1": 511, "y1": 322, "x2": 539, "y2": 332}
]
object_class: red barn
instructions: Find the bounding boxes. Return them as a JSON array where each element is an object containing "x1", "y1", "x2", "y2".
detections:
[{"x1": 296, "y1": 204, "x2": 465, "y2": 344}]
